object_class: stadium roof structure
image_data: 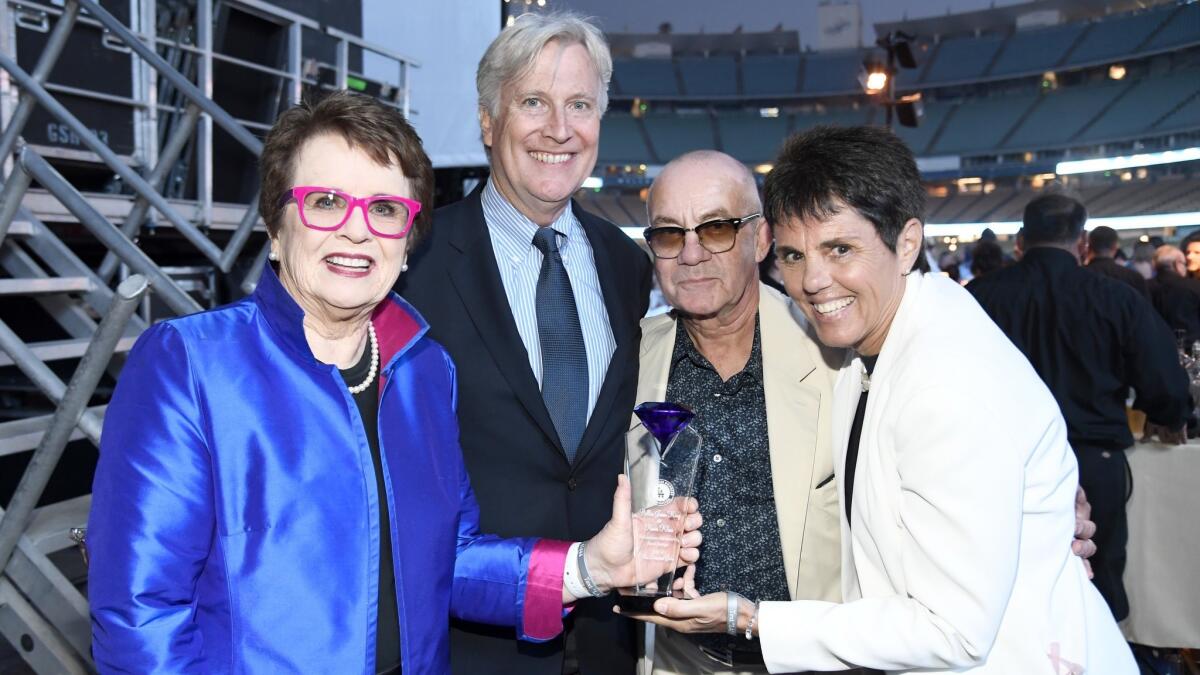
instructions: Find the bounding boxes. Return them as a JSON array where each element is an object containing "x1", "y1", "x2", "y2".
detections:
[
  {"x1": 874, "y1": 0, "x2": 1173, "y2": 42},
  {"x1": 607, "y1": 29, "x2": 800, "y2": 58}
]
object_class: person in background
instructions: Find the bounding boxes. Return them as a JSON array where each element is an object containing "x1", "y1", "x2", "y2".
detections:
[
  {"x1": 398, "y1": 12, "x2": 652, "y2": 674},
  {"x1": 758, "y1": 248, "x2": 787, "y2": 294},
  {"x1": 968, "y1": 239, "x2": 1004, "y2": 280},
  {"x1": 1181, "y1": 231, "x2": 1200, "y2": 281},
  {"x1": 87, "y1": 91, "x2": 699, "y2": 674},
  {"x1": 968, "y1": 193, "x2": 1190, "y2": 621},
  {"x1": 1086, "y1": 225, "x2": 1149, "y2": 299},
  {"x1": 1148, "y1": 245, "x2": 1200, "y2": 345},
  {"x1": 1131, "y1": 241, "x2": 1156, "y2": 280},
  {"x1": 636, "y1": 125, "x2": 1132, "y2": 674},
  {"x1": 937, "y1": 250, "x2": 960, "y2": 282}
]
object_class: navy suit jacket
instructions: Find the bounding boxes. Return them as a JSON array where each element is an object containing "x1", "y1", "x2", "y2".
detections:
[{"x1": 397, "y1": 185, "x2": 652, "y2": 675}]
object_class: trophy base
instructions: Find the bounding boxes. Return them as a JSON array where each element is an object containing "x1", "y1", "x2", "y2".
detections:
[{"x1": 616, "y1": 594, "x2": 664, "y2": 616}]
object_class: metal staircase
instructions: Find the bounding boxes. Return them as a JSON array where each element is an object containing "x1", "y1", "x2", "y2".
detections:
[{"x1": 0, "y1": 0, "x2": 418, "y2": 670}]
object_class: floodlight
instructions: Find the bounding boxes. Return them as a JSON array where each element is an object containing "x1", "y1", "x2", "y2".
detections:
[{"x1": 860, "y1": 62, "x2": 889, "y2": 95}]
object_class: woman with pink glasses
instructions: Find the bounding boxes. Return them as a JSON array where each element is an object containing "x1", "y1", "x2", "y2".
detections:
[{"x1": 86, "y1": 91, "x2": 699, "y2": 674}]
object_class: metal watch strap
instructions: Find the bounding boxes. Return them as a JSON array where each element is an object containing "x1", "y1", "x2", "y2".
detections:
[{"x1": 746, "y1": 601, "x2": 760, "y2": 640}]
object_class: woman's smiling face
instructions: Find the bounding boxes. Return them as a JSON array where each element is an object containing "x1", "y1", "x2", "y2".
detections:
[{"x1": 774, "y1": 205, "x2": 922, "y2": 356}]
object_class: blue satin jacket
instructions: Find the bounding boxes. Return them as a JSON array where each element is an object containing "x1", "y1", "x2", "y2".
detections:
[{"x1": 89, "y1": 267, "x2": 568, "y2": 673}]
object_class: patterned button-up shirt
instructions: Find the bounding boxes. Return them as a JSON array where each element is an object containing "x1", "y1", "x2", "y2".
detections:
[{"x1": 664, "y1": 315, "x2": 789, "y2": 655}]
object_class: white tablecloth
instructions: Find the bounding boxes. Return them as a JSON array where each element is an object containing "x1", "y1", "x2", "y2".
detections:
[{"x1": 1119, "y1": 441, "x2": 1200, "y2": 648}]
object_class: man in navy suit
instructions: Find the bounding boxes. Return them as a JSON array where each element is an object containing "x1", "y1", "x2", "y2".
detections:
[{"x1": 398, "y1": 12, "x2": 651, "y2": 675}]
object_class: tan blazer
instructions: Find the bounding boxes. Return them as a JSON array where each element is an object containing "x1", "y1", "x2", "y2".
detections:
[{"x1": 630, "y1": 283, "x2": 842, "y2": 604}]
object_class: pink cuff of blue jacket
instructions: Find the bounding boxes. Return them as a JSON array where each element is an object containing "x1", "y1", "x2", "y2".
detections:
[{"x1": 523, "y1": 539, "x2": 575, "y2": 640}]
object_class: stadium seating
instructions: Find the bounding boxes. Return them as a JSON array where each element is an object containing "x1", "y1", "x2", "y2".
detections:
[
  {"x1": 1004, "y1": 81, "x2": 1129, "y2": 149},
  {"x1": 1064, "y1": 6, "x2": 1173, "y2": 66},
  {"x1": 792, "y1": 106, "x2": 874, "y2": 133},
  {"x1": 742, "y1": 54, "x2": 801, "y2": 97},
  {"x1": 643, "y1": 112, "x2": 717, "y2": 161},
  {"x1": 598, "y1": 113, "x2": 652, "y2": 165},
  {"x1": 578, "y1": 192, "x2": 623, "y2": 223},
  {"x1": 937, "y1": 189, "x2": 1021, "y2": 223},
  {"x1": 800, "y1": 50, "x2": 863, "y2": 94},
  {"x1": 895, "y1": 101, "x2": 950, "y2": 156},
  {"x1": 987, "y1": 23, "x2": 1086, "y2": 77},
  {"x1": 1153, "y1": 86, "x2": 1200, "y2": 132},
  {"x1": 618, "y1": 194, "x2": 647, "y2": 225},
  {"x1": 922, "y1": 33, "x2": 1007, "y2": 84},
  {"x1": 613, "y1": 58, "x2": 679, "y2": 97},
  {"x1": 1141, "y1": 2, "x2": 1200, "y2": 53},
  {"x1": 678, "y1": 55, "x2": 738, "y2": 97},
  {"x1": 716, "y1": 113, "x2": 790, "y2": 164},
  {"x1": 929, "y1": 93, "x2": 1038, "y2": 155},
  {"x1": 1075, "y1": 69, "x2": 1200, "y2": 142},
  {"x1": 608, "y1": 5, "x2": 1200, "y2": 101},
  {"x1": 595, "y1": 3, "x2": 1199, "y2": 187}
]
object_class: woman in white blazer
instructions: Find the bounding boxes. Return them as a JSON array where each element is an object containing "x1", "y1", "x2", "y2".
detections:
[{"x1": 637, "y1": 126, "x2": 1135, "y2": 674}]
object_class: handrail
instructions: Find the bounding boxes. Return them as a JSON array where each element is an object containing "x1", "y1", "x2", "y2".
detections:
[
  {"x1": 221, "y1": 193, "x2": 262, "y2": 272},
  {"x1": 228, "y1": 0, "x2": 319, "y2": 30},
  {"x1": 97, "y1": 104, "x2": 203, "y2": 283},
  {"x1": 74, "y1": 0, "x2": 263, "y2": 155},
  {"x1": 325, "y1": 25, "x2": 421, "y2": 69},
  {"x1": 0, "y1": 321, "x2": 106, "y2": 445},
  {"x1": 0, "y1": 274, "x2": 147, "y2": 579},
  {"x1": 0, "y1": 53, "x2": 227, "y2": 267},
  {"x1": 19, "y1": 148, "x2": 205, "y2": 316}
]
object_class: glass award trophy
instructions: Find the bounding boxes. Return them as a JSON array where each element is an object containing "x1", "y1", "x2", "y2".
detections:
[{"x1": 617, "y1": 402, "x2": 703, "y2": 614}]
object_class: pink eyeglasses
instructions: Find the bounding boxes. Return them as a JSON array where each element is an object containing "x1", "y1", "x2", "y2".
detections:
[{"x1": 283, "y1": 186, "x2": 422, "y2": 239}]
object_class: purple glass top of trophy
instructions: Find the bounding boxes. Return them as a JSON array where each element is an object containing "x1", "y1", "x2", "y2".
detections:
[{"x1": 634, "y1": 402, "x2": 695, "y2": 448}]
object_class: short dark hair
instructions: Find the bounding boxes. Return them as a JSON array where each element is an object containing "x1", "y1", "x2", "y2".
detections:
[
  {"x1": 258, "y1": 91, "x2": 434, "y2": 247},
  {"x1": 1023, "y1": 194, "x2": 1087, "y2": 246},
  {"x1": 763, "y1": 125, "x2": 926, "y2": 253},
  {"x1": 1181, "y1": 230, "x2": 1200, "y2": 253},
  {"x1": 970, "y1": 239, "x2": 1004, "y2": 278},
  {"x1": 1088, "y1": 225, "x2": 1120, "y2": 255}
]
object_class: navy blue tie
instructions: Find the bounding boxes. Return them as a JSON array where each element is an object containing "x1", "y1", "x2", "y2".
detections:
[{"x1": 532, "y1": 227, "x2": 588, "y2": 463}]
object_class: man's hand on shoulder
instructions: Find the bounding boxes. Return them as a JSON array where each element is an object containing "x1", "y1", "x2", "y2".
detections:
[
  {"x1": 1072, "y1": 486, "x2": 1097, "y2": 579},
  {"x1": 1144, "y1": 421, "x2": 1186, "y2": 446}
]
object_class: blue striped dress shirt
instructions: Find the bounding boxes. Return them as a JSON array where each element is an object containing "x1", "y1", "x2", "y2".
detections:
[{"x1": 481, "y1": 179, "x2": 616, "y2": 422}]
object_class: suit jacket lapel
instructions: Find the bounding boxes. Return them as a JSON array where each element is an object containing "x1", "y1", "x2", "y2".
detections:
[
  {"x1": 759, "y1": 285, "x2": 824, "y2": 599},
  {"x1": 446, "y1": 188, "x2": 563, "y2": 455},
  {"x1": 625, "y1": 313, "x2": 677, "y2": 505},
  {"x1": 635, "y1": 314, "x2": 675, "y2": 406},
  {"x1": 572, "y1": 207, "x2": 635, "y2": 466}
]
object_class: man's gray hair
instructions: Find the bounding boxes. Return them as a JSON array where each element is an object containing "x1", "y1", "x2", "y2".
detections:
[
  {"x1": 477, "y1": 11, "x2": 612, "y2": 119},
  {"x1": 1154, "y1": 244, "x2": 1185, "y2": 273}
]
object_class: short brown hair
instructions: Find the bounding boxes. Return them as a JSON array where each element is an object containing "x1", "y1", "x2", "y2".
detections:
[{"x1": 258, "y1": 91, "x2": 434, "y2": 247}]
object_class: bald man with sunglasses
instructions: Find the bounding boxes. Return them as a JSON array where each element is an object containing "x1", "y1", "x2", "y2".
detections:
[{"x1": 633, "y1": 150, "x2": 846, "y2": 674}]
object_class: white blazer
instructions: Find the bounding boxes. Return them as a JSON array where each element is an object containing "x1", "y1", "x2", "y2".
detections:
[{"x1": 758, "y1": 272, "x2": 1135, "y2": 674}]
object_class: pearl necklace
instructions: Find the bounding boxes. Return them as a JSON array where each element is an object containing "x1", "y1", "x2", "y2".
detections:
[{"x1": 346, "y1": 323, "x2": 379, "y2": 395}]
